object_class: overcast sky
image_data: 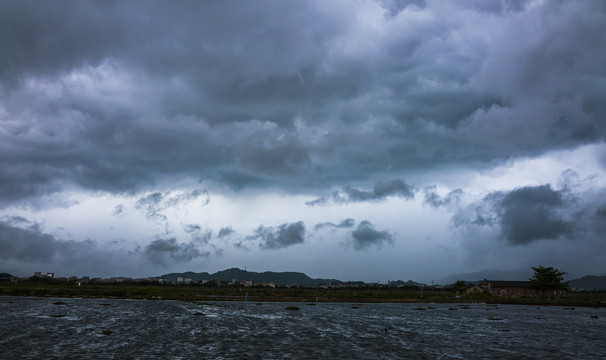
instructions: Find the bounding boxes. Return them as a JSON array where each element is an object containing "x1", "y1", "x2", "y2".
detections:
[{"x1": 1, "y1": 0, "x2": 605, "y2": 283}]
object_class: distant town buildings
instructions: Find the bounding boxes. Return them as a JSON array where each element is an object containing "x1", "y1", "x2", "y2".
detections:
[
  {"x1": 0, "y1": 272, "x2": 575, "y2": 294},
  {"x1": 33, "y1": 272, "x2": 54, "y2": 278}
]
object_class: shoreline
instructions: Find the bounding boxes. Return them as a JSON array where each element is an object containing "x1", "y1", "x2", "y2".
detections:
[
  {"x1": 2, "y1": 295, "x2": 605, "y2": 309},
  {"x1": 2, "y1": 279, "x2": 605, "y2": 307},
  {"x1": 2, "y1": 290, "x2": 605, "y2": 308}
]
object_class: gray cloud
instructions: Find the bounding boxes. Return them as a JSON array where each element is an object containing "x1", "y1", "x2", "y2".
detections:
[
  {"x1": 313, "y1": 222, "x2": 334, "y2": 230},
  {"x1": 249, "y1": 222, "x2": 306, "y2": 249},
  {"x1": 1, "y1": 1, "x2": 604, "y2": 205},
  {"x1": 424, "y1": 186, "x2": 464, "y2": 209},
  {"x1": 380, "y1": 0, "x2": 426, "y2": 17},
  {"x1": 0, "y1": 215, "x2": 31, "y2": 226},
  {"x1": 181, "y1": 223, "x2": 212, "y2": 244},
  {"x1": 0, "y1": 220, "x2": 75, "y2": 262},
  {"x1": 135, "y1": 190, "x2": 208, "y2": 222},
  {"x1": 112, "y1": 204, "x2": 126, "y2": 216},
  {"x1": 143, "y1": 237, "x2": 208, "y2": 266},
  {"x1": 218, "y1": 227, "x2": 235, "y2": 238},
  {"x1": 314, "y1": 218, "x2": 356, "y2": 231},
  {"x1": 307, "y1": 179, "x2": 415, "y2": 206},
  {"x1": 338, "y1": 218, "x2": 356, "y2": 228},
  {"x1": 0, "y1": 215, "x2": 225, "y2": 276},
  {"x1": 183, "y1": 224, "x2": 201, "y2": 234},
  {"x1": 350, "y1": 221, "x2": 393, "y2": 250},
  {"x1": 448, "y1": 177, "x2": 606, "y2": 278},
  {"x1": 0, "y1": 218, "x2": 141, "y2": 276},
  {"x1": 454, "y1": 184, "x2": 576, "y2": 246},
  {"x1": 192, "y1": 231, "x2": 212, "y2": 244},
  {"x1": 135, "y1": 192, "x2": 167, "y2": 222},
  {"x1": 166, "y1": 190, "x2": 210, "y2": 207},
  {"x1": 497, "y1": 185, "x2": 572, "y2": 245}
]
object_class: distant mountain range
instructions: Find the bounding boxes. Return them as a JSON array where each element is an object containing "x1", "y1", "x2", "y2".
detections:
[
  {"x1": 568, "y1": 275, "x2": 606, "y2": 291},
  {"x1": 161, "y1": 268, "x2": 606, "y2": 289},
  {"x1": 160, "y1": 268, "x2": 340, "y2": 287},
  {"x1": 387, "y1": 280, "x2": 427, "y2": 287}
]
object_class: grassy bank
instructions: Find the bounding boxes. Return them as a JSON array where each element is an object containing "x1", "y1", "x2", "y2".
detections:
[{"x1": 1, "y1": 280, "x2": 605, "y2": 307}]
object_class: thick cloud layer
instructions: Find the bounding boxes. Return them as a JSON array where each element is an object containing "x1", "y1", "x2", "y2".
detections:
[
  {"x1": 1, "y1": 1, "x2": 605, "y2": 204},
  {"x1": 1, "y1": 1, "x2": 606, "y2": 280}
]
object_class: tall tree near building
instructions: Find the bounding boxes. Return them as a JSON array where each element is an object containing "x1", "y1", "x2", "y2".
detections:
[{"x1": 530, "y1": 266, "x2": 569, "y2": 290}]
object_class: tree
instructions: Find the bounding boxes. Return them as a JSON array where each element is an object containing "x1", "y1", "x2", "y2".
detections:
[
  {"x1": 529, "y1": 266, "x2": 569, "y2": 290},
  {"x1": 0, "y1": 272, "x2": 13, "y2": 280},
  {"x1": 452, "y1": 280, "x2": 466, "y2": 294}
]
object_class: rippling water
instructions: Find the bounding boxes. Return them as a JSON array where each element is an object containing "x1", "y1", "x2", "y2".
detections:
[{"x1": 0, "y1": 296, "x2": 604, "y2": 359}]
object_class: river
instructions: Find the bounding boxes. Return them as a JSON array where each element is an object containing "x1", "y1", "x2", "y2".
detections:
[{"x1": 0, "y1": 296, "x2": 604, "y2": 359}]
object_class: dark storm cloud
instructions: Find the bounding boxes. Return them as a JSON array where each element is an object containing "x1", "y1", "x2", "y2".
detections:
[
  {"x1": 0, "y1": 220, "x2": 71, "y2": 262},
  {"x1": 1, "y1": 1, "x2": 605, "y2": 205},
  {"x1": 0, "y1": 218, "x2": 125, "y2": 269},
  {"x1": 249, "y1": 222, "x2": 306, "y2": 249},
  {"x1": 497, "y1": 185, "x2": 572, "y2": 245},
  {"x1": 449, "y1": 176, "x2": 606, "y2": 277},
  {"x1": 236, "y1": 136, "x2": 311, "y2": 177},
  {"x1": 350, "y1": 221, "x2": 393, "y2": 251},
  {"x1": 595, "y1": 207, "x2": 606, "y2": 218},
  {"x1": 424, "y1": 186, "x2": 464, "y2": 209},
  {"x1": 314, "y1": 218, "x2": 356, "y2": 231},
  {"x1": 143, "y1": 237, "x2": 208, "y2": 266},
  {"x1": 307, "y1": 179, "x2": 415, "y2": 206},
  {"x1": 454, "y1": 185, "x2": 575, "y2": 245},
  {"x1": 592, "y1": 207, "x2": 606, "y2": 235}
]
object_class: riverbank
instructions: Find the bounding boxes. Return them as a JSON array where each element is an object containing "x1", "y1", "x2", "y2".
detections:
[{"x1": 1, "y1": 280, "x2": 605, "y2": 307}]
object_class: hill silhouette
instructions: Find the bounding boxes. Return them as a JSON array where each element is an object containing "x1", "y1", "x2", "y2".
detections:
[
  {"x1": 161, "y1": 268, "x2": 606, "y2": 289},
  {"x1": 569, "y1": 275, "x2": 606, "y2": 290},
  {"x1": 161, "y1": 268, "x2": 340, "y2": 287}
]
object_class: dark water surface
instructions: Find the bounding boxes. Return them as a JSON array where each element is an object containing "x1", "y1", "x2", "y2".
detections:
[{"x1": 0, "y1": 296, "x2": 604, "y2": 359}]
